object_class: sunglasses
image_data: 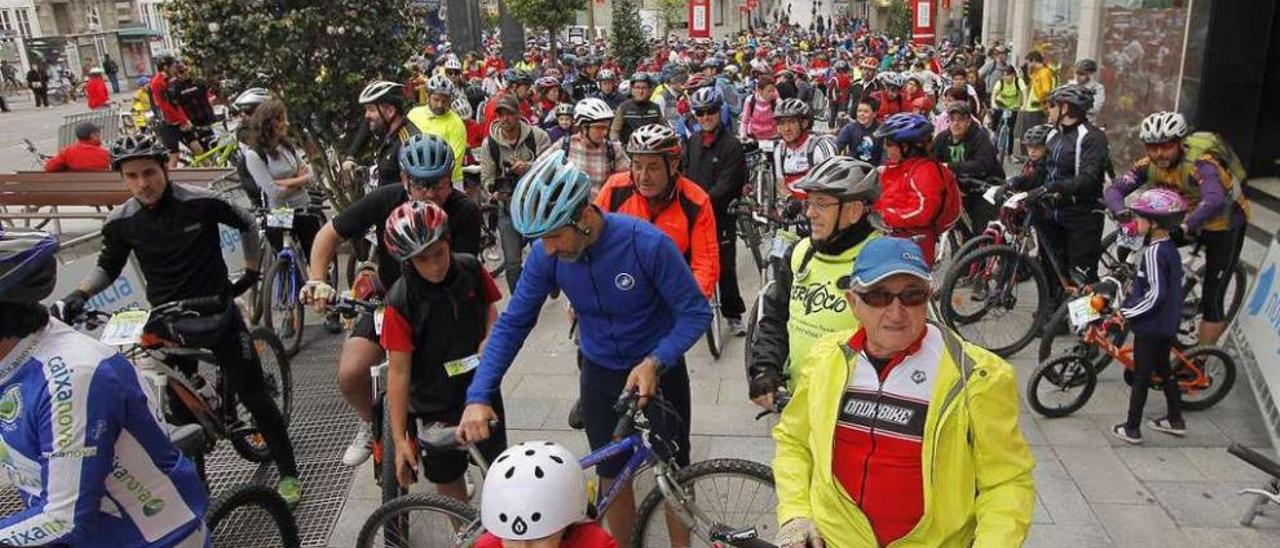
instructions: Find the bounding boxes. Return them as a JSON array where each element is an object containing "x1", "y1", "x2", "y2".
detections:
[
  {"x1": 855, "y1": 287, "x2": 930, "y2": 308},
  {"x1": 693, "y1": 108, "x2": 718, "y2": 117}
]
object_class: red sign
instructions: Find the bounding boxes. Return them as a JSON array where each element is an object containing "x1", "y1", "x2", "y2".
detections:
[
  {"x1": 689, "y1": 0, "x2": 711, "y2": 39},
  {"x1": 912, "y1": 0, "x2": 936, "y2": 45}
]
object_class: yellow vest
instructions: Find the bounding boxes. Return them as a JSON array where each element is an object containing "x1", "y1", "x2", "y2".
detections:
[
  {"x1": 405, "y1": 106, "x2": 468, "y2": 183},
  {"x1": 784, "y1": 234, "x2": 877, "y2": 386}
]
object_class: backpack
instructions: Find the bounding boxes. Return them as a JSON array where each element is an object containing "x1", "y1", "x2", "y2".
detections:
[
  {"x1": 924, "y1": 160, "x2": 964, "y2": 233},
  {"x1": 1185, "y1": 131, "x2": 1248, "y2": 192}
]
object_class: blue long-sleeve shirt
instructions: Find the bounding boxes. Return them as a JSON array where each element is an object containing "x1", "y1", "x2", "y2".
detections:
[
  {"x1": 1119, "y1": 238, "x2": 1183, "y2": 337},
  {"x1": 466, "y1": 213, "x2": 712, "y2": 405},
  {"x1": 0, "y1": 320, "x2": 207, "y2": 547}
]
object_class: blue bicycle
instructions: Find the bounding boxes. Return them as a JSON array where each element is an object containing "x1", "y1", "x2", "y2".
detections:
[
  {"x1": 258, "y1": 205, "x2": 331, "y2": 357},
  {"x1": 356, "y1": 391, "x2": 778, "y2": 547}
]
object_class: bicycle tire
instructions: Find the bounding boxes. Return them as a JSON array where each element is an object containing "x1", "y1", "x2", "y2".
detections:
[
  {"x1": 939, "y1": 245, "x2": 1050, "y2": 357},
  {"x1": 1036, "y1": 301, "x2": 1129, "y2": 373},
  {"x1": 380, "y1": 399, "x2": 404, "y2": 504},
  {"x1": 706, "y1": 302, "x2": 724, "y2": 360},
  {"x1": 229, "y1": 328, "x2": 294, "y2": 463},
  {"x1": 1176, "y1": 345, "x2": 1236, "y2": 411},
  {"x1": 1026, "y1": 353, "x2": 1097, "y2": 418},
  {"x1": 262, "y1": 254, "x2": 305, "y2": 357},
  {"x1": 356, "y1": 493, "x2": 481, "y2": 548},
  {"x1": 206, "y1": 483, "x2": 301, "y2": 548},
  {"x1": 632, "y1": 458, "x2": 777, "y2": 548},
  {"x1": 743, "y1": 285, "x2": 770, "y2": 374}
]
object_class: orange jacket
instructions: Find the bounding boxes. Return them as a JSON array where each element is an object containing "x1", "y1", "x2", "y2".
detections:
[{"x1": 596, "y1": 172, "x2": 720, "y2": 299}]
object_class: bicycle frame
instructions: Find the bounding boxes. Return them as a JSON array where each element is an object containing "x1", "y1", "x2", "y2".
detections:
[{"x1": 1080, "y1": 319, "x2": 1212, "y2": 393}]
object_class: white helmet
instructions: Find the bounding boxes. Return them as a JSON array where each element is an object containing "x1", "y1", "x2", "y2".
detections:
[
  {"x1": 573, "y1": 97, "x2": 614, "y2": 125},
  {"x1": 359, "y1": 80, "x2": 404, "y2": 105},
  {"x1": 442, "y1": 55, "x2": 462, "y2": 71},
  {"x1": 481, "y1": 441, "x2": 586, "y2": 540},
  {"x1": 1139, "y1": 111, "x2": 1188, "y2": 144},
  {"x1": 426, "y1": 74, "x2": 455, "y2": 97},
  {"x1": 233, "y1": 87, "x2": 271, "y2": 111}
]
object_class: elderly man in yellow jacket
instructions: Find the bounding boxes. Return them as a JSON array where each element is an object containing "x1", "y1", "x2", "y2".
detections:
[{"x1": 773, "y1": 236, "x2": 1035, "y2": 548}]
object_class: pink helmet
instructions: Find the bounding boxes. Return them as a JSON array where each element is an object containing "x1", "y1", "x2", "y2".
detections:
[{"x1": 1130, "y1": 188, "x2": 1187, "y2": 224}]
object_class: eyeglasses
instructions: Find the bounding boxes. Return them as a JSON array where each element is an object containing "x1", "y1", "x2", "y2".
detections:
[
  {"x1": 805, "y1": 199, "x2": 841, "y2": 212},
  {"x1": 693, "y1": 108, "x2": 718, "y2": 117},
  {"x1": 855, "y1": 287, "x2": 931, "y2": 308}
]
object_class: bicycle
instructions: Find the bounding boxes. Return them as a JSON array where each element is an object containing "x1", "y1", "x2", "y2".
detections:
[
  {"x1": 1025, "y1": 278, "x2": 1236, "y2": 418},
  {"x1": 257, "y1": 205, "x2": 332, "y2": 357},
  {"x1": 70, "y1": 296, "x2": 294, "y2": 468},
  {"x1": 186, "y1": 130, "x2": 239, "y2": 168},
  {"x1": 937, "y1": 189, "x2": 1128, "y2": 357},
  {"x1": 1227, "y1": 443, "x2": 1280, "y2": 527},
  {"x1": 355, "y1": 390, "x2": 777, "y2": 547}
]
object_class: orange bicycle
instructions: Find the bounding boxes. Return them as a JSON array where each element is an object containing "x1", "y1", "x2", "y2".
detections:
[{"x1": 1026, "y1": 278, "x2": 1236, "y2": 418}]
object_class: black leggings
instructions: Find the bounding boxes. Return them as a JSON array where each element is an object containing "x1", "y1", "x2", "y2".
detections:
[
  {"x1": 1197, "y1": 227, "x2": 1246, "y2": 322},
  {"x1": 716, "y1": 213, "x2": 747, "y2": 319},
  {"x1": 1126, "y1": 333, "x2": 1182, "y2": 430}
]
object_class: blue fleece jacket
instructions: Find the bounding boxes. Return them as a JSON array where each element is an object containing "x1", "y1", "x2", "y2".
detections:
[{"x1": 465, "y1": 213, "x2": 712, "y2": 405}]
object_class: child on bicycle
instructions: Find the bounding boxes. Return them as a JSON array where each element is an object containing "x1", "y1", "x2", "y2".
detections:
[
  {"x1": 477, "y1": 441, "x2": 617, "y2": 548},
  {"x1": 1111, "y1": 188, "x2": 1187, "y2": 444},
  {"x1": 380, "y1": 200, "x2": 508, "y2": 499},
  {"x1": 1006, "y1": 124, "x2": 1052, "y2": 192}
]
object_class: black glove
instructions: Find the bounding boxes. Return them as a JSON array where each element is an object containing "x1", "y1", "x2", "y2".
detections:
[
  {"x1": 50, "y1": 290, "x2": 89, "y2": 323},
  {"x1": 1170, "y1": 225, "x2": 1190, "y2": 246},
  {"x1": 748, "y1": 371, "x2": 784, "y2": 400},
  {"x1": 231, "y1": 269, "x2": 261, "y2": 296}
]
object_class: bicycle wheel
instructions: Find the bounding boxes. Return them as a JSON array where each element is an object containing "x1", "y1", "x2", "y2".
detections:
[
  {"x1": 1037, "y1": 301, "x2": 1129, "y2": 373},
  {"x1": 262, "y1": 255, "x2": 305, "y2": 357},
  {"x1": 633, "y1": 458, "x2": 776, "y2": 547},
  {"x1": 230, "y1": 328, "x2": 293, "y2": 463},
  {"x1": 1174, "y1": 345, "x2": 1236, "y2": 411},
  {"x1": 939, "y1": 245, "x2": 1049, "y2": 357},
  {"x1": 705, "y1": 291, "x2": 724, "y2": 360},
  {"x1": 356, "y1": 493, "x2": 482, "y2": 548},
  {"x1": 743, "y1": 284, "x2": 771, "y2": 373},
  {"x1": 1026, "y1": 353, "x2": 1097, "y2": 418},
  {"x1": 248, "y1": 249, "x2": 272, "y2": 325},
  {"x1": 206, "y1": 484, "x2": 301, "y2": 548},
  {"x1": 380, "y1": 400, "x2": 405, "y2": 504}
]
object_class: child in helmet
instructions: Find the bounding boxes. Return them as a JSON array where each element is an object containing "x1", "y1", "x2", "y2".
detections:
[
  {"x1": 1110, "y1": 188, "x2": 1187, "y2": 444},
  {"x1": 547, "y1": 103, "x2": 576, "y2": 146},
  {"x1": 477, "y1": 442, "x2": 617, "y2": 548},
  {"x1": 1007, "y1": 124, "x2": 1053, "y2": 192}
]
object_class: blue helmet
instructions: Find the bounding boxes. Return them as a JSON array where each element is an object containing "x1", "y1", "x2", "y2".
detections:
[
  {"x1": 689, "y1": 87, "x2": 722, "y2": 111},
  {"x1": 136, "y1": 76, "x2": 150, "y2": 87},
  {"x1": 0, "y1": 227, "x2": 59, "y2": 303},
  {"x1": 398, "y1": 134, "x2": 455, "y2": 183},
  {"x1": 874, "y1": 113, "x2": 934, "y2": 143},
  {"x1": 509, "y1": 150, "x2": 591, "y2": 238}
]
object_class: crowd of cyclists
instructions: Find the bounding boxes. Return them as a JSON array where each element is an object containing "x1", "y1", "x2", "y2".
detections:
[{"x1": 0, "y1": 11, "x2": 1257, "y2": 547}]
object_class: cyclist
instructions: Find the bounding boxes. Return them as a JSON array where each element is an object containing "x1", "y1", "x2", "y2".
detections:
[
  {"x1": 533, "y1": 76, "x2": 565, "y2": 129},
  {"x1": 683, "y1": 87, "x2": 748, "y2": 335},
  {"x1": 1038, "y1": 84, "x2": 1110, "y2": 286},
  {"x1": 747, "y1": 156, "x2": 882, "y2": 409},
  {"x1": 476, "y1": 442, "x2": 616, "y2": 548},
  {"x1": 1074, "y1": 59, "x2": 1105, "y2": 120},
  {"x1": 834, "y1": 96, "x2": 884, "y2": 165},
  {"x1": 347, "y1": 80, "x2": 421, "y2": 188},
  {"x1": 242, "y1": 98, "x2": 321, "y2": 258},
  {"x1": 1014, "y1": 50, "x2": 1056, "y2": 158},
  {"x1": 50, "y1": 135, "x2": 302, "y2": 507},
  {"x1": 458, "y1": 151, "x2": 711, "y2": 547},
  {"x1": 559, "y1": 98, "x2": 630, "y2": 197},
  {"x1": 594, "y1": 68, "x2": 626, "y2": 109},
  {"x1": 571, "y1": 55, "x2": 602, "y2": 102},
  {"x1": 481, "y1": 70, "x2": 535, "y2": 138},
  {"x1": 1007, "y1": 124, "x2": 1054, "y2": 192},
  {"x1": 1110, "y1": 189, "x2": 1188, "y2": 445},
  {"x1": 869, "y1": 72, "x2": 906, "y2": 122},
  {"x1": 826, "y1": 59, "x2": 855, "y2": 125},
  {"x1": 773, "y1": 236, "x2": 1034, "y2": 547},
  {"x1": 547, "y1": 103, "x2": 576, "y2": 145},
  {"x1": 302, "y1": 133, "x2": 482, "y2": 467},
  {"x1": 130, "y1": 76, "x2": 152, "y2": 131},
  {"x1": 379, "y1": 201, "x2": 507, "y2": 499},
  {"x1": 654, "y1": 72, "x2": 687, "y2": 128},
  {"x1": 873, "y1": 112, "x2": 962, "y2": 266},
  {"x1": 148, "y1": 56, "x2": 195, "y2": 167},
  {"x1": 989, "y1": 66, "x2": 1024, "y2": 143},
  {"x1": 611, "y1": 72, "x2": 662, "y2": 146},
  {"x1": 229, "y1": 87, "x2": 272, "y2": 207},
  {"x1": 407, "y1": 74, "x2": 468, "y2": 188},
  {"x1": 1104, "y1": 111, "x2": 1251, "y2": 346},
  {"x1": 43, "y1": 122, "x2": 110, "y2": 172},
  {"x1": 2, "y1": 228, "x2": 210, "y2": 547},
  {"x1": 739, "y1": 74, "x2": 779, "y2": 141},
  {"x1": 932, "y1": 101, "x2": 1003, "y2": 229},
  {"x1": 480, "y1": 94, "x2": 553, "y2": 292},
  {"x1": 773, "y1": 98, "x2": 838, "y2": 199}
]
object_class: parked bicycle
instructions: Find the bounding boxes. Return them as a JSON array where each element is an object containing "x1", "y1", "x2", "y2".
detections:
[
  {"x1": 1026, "y1": 277, "x2": 1236, "y2": 418},
  {"x1": 355, "y1": 390, "x2": 777, "y2": 548},
  {"x1": 256, "y1": 204, "x2": 334, "y2": 356}
]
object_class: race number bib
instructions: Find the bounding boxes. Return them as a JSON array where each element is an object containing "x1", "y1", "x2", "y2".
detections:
[
  {"x1": 443, "y1": 354, "x2": 481, "y2": 377},
  {"x1": 101, "y1": 310, "x2": 150, "y2": 346},
  {"x1": 1002, "y1": 192, "x2": 1029, "y2": 210},
  {"x1": 983, "y1": 185, "x2": 1001, "y2": 205},
  {"x1": 1067, "y1": 296, "x2": 1101, "y2": 330},
  {"x1": 266, "y1": 207, "x2": 295, "y2": 229},
  {"x1": 373, "y1": 306, "x2": 386, "y2": 336}
]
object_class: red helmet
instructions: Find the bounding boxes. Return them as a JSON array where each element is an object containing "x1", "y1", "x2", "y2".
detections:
[
  {"x1": 859, "y1": 57, "x2": 878, "y2": 70},
  {"x1": 384, "y1": 201, "x2": 450, "y2": 262}
]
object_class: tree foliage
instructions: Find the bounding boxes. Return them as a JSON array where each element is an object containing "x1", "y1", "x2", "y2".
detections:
[
  {"x1": 166, "y1": 0, "x2": 427, "y2": 207},
  {"x1": 503, "y1": 0, "x2": 587, "y2": 59},
  {"x1": 886, "y1": 0, "x2": 913, "y2": 40},
  {"x1": 656, "y1": 0, "x2": 685, "y2": 40},
  {"x1": 610, "y1": 0, "x2": 648, "y2": 73}
]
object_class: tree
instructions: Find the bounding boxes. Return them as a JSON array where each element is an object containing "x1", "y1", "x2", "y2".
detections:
[
  {"x1": 503, "y1": 0, "x2": 586, "y2": 60},
  {"x1": 610, "y1": 0, "x2": 648, "y2": 73},
  {"x1": 886, "y1": 0, "x2": 913, "y2": 40},
  {"x1": 165, "y1": 0, "x2": 427, "y2": 208},
  {"x1": 656, "y1": 0, "x2": 685, "y2": 40}
]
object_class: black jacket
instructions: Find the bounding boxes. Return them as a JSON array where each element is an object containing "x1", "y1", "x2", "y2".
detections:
[
  {"x1": 932, "y1": 123, "x2": 1004, "y2": 184},
  {"x1": 612, "y1": 99, "x2": 663, "y2": 145},
  {"x1": 681, "y1": 128, "x2": 745, "y2": 215},
  {"x1": 1044, "y1": 121, "x2": 1110, "y2": 208}
]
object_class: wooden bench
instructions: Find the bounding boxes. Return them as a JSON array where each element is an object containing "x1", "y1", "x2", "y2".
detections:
[{"x1": 0, "y1": 169, "x2": 236, "y2": 229}]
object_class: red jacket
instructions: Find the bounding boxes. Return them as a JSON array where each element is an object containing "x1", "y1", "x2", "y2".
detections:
[
  {"x1": 871, "y1": 90, "x2": 905, "y2": 122},
  {"x1": 149, "y1": 72, "x2": 190, "y2": 126},
  {"x1": 45, "y1": 140, "x2": 111, "y2": 172},
  {"x1": 874, "y1": 157, "x2": 957, "y2": 265},
  {"x1": 476, "y1": 522, "x2": 617, "y2": 548},
  {"x1": 86, "y1": 76, "x2": 110, "y2": 109}
]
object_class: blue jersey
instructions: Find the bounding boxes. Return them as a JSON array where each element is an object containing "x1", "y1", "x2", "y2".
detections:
[
  {"x1": 466, "y1": 213, "x2": 712, "y2": 405},
  {"x1": 0, "y1": 320, "x2": 207, "y2": 547}
]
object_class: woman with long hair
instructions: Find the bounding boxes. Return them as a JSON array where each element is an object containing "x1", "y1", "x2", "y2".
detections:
[{"x1": 242, "y1": 97, "x2": 321, "y2": 257}]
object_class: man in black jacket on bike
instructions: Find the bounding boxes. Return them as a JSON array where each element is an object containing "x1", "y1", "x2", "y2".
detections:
[
  {"x1": 50, "y1": 134, "x2": 302, "y2": 508},
  {"x1": 1036, "y1": 84, "x2": 1110, "y2": 286},
  {"x1": 933, "y1": 102, "x2": 1003, "y2": 231}
]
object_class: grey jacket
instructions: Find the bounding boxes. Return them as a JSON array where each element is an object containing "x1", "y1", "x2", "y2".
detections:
[{"x1": 479, "y1": 120, "x2": 551, "y2": 194}]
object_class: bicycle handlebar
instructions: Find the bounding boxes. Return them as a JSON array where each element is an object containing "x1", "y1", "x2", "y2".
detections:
[
  {"x1": 611, "y1": 389, "x2": 640, "y2": 440},
  {"x1": 326, "y1": 296, "x2": 380, "y2": 319}
]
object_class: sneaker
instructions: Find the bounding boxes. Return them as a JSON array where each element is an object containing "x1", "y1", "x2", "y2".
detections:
[
  {"x1": 342, "y1": 421, "x2": 373, "y2": 466},
  {"x1": 1110, "y1": 423, "x2": 1143, "y2": 445},
  {"x1": 728, "y1": 317, "x2": 747, "y2": 337},
  {"x1": 1148, "y1": 417, "x2": 1186, "y2": 437},
  {"x1": 567, "y1": 399, "x2": 584, "y2": 430},
  {"x1": 277, "y1": 476, "x2": 302, "y2": 510}
]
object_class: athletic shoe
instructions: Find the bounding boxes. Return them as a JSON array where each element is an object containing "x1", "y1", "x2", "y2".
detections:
[
  {"x1": 728, "y1": 317, "x2": 747, "y2": 337},
  {"x1": 278, "y1": 476, "x2": 303, "y2": 510},
  {"x1": 1148, "y1": 416, "x2": 1186, "y2": 437},
  {"x1": 342, "y1": 421, "x2": 373, "y2": 466},
  {"x1": 1110, "y1": 423, "x2": 1143, "y2": 445}
]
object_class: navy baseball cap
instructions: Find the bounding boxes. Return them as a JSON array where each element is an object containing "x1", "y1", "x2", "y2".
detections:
[{"x1": 837, "y1": 236, "x2": 933, "y2": 291}]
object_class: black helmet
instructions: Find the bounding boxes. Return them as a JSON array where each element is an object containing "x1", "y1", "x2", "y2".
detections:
[
  {"x1": 110, "y1": 134, "x2": 170, "y2": 170},
  {"x1": 1047, "y1": 84, "x2": 1095, "y2": 114},
  {"x1": 1074, "y1": 58, "x2": 1098, "y2": 73},
  {"x1": 1021, "y1": 124, "x2": 1054, "y2": 146},
  {"x1": 509, "y1": 70, "x2": 534, "y2": 86},
  {"x1": 0, "y1": 227, "x2": 59, "y2": 304}
]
